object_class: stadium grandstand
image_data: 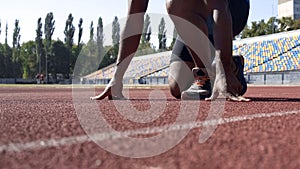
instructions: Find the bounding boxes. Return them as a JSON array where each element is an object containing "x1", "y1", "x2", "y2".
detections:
[
  {"x1": 233, "y1": 29, "x2": 300, "y2": 73},
  {"x1": 83, "y1": 51, "x2": 171, "y2": 85},
  {"x1": 83, "y1": 30, "x2": 300, "y2": 85}
]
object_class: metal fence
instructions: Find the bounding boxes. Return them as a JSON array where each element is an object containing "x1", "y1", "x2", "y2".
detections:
[
  {"x1": 83, "y1": 71, "x2": 300, "y2": 86},
  {"x1": 246, "y1": 71, "x2": 300, "y2": 85},
  {"x1": 3, "y1": 71, "x2": 300, "y2": 85}
]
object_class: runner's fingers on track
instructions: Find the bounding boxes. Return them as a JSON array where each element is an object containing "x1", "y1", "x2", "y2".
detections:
[
  {"x1": 226, "y1": 74, "x2": 242, "y2": 96},
  {"x1": 205, "y1": 87, "x2": 219, "y2": 101},
  {"x1": 226, "y1": 95, "x2": 251, "y2": 102},
  {"x1": 236, "y1": 96, "x2": 251, "y2": 102},
  {"x1": 205, "y1": 70, "x2": 227, "y2": 101}
]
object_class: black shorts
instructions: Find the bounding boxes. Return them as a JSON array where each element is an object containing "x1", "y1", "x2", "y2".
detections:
[
  {"x1": 170, "y1": 0, "x2": 250, "y2": 63},
  {"x1": 229, "y1": 0, "x2": 250, "y2": 36},
  {"x1": 170, "y1": 34, "x2": 214, "y2": 63}
]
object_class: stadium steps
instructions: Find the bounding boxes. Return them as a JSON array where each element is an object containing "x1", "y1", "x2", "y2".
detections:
[{"x1": 248, "y1": 42, "x2": 300, "y2": 72}]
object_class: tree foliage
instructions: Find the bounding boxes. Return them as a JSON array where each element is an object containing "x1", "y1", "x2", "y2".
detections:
[
  {"x1": 12, "y1": 19, "x2": 22, "y2": 78},
  {"x1": 44, "y1": 12, "x2": 55, "y2": 52},
  {"x1": 35, "y1": 18, "x2": 44, "y2": 74},
  {"x1": 135, "y1": 14, "x2": 155, "y2": 56},
  {"x1": 111, "y1": 16, "x2": 120, "y2": 59},
  {"x1": 240, "y1": 17, "x2": 300, "y2": 39},
  {"x1": 5, "y1": 23, "x2": 8, "y2": 46},
  {"x1": 20, "y1": 41, "x2": 37, "y2": 78},
  {"x1": 44, "y1": 12, "x2": 55, "y2": 82},
  {"x1": 142, "y1": 14, "x2": 151, "y2": 44},
  {"x1": 112, "y1": 16, "x2": 120, "y2": 45},
  {"x1": 170, "y1": 27, "x2": 178, "y2": 49},
  {"x1": 70, "y1": 18, "x2": 83, "y2": 74},
  {"x1": 49, "y1": 40, "x2": 70, "y2": 78},
  {"x1": 63, "y1": 13, "x2": 75, "y2": 78},
  {"x1": 77, "y1": 18, "x2": 83, "y2": 46},
  {"x1": 64, "y1": 14, "x2": 75, "y2": 50},
  {"x1": 158, "y1": 17, "x2": 167, "y2": 51},
  {"x1": 0, "y1": 43, "x2": 13, "y2": 78},
  {"x1": 1, "y1": 13, "x2": 300, "y2": 80},
  {"x1": 12, "y1": 19, "x2": 21, "y2": 62},
  {"x1": 96, "y1": 17, "x2": 105, "y2": 69},
  {"x1": 89, "y1": 21, "x2": 94, "y2": 42}
]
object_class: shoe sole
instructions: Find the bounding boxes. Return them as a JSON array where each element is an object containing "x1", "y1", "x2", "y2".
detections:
[
  {"x1": 108, "y1": 96, "x2": 128, "y2": 100},
  {"x1": 181, "y1": 90, "x2": 210, "y2": 100},
  {"x1": 233, "y1": 55, "x2": 247, "y2": 96}
]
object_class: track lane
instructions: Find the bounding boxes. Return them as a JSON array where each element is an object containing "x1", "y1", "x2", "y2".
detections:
[{"x1": 0, "y1": 86, "x2": 299, "y2": 169}]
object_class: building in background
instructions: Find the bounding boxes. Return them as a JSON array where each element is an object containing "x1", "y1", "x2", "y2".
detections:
[{"x1": 278, "y1": 0, "x2": 300, "y2": 19}]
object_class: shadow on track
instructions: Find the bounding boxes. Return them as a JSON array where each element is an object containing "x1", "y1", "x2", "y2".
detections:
[{"x1": 248, "y1": 97, "x2": 300, "y2": 102}]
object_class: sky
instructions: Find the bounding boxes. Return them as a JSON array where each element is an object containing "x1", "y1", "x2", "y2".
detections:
[{"x1": 0, "y1": 0, "x2": 278, "y2": 46}]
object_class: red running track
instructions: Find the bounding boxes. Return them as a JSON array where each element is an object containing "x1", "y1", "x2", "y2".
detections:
[{"x1": 0, "y1": 86, "x2": 299, "y2": 169}]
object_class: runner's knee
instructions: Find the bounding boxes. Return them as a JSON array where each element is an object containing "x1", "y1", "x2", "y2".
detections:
[
  {"x1": 168, "y1": 61, "x2": 194, "y2": 99},
  {"x1": 168, "y1": 77, "x2": 181, "y2": 99}
]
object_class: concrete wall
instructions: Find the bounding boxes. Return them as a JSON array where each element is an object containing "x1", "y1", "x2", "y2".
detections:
[{"x1": 247, "y1": 71, "x2": 300, "y2": 85}]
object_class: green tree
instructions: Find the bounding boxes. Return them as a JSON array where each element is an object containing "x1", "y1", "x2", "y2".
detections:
[
  {"x1": 71, "y1": 45, "x2": 80, "y2": 73},
  {"x1": 277, "y1": 17, "x2": 294, "y2": 32},
  {"x1": 70, "y1": 18, "x2": 83, "y2": 74},
  {"x1": 96, "y1": 17, "x2": 104, "y2": 48},
  {"x1": 77, "y1": 18, "x2": 83, "y2": 46},
  {"x1": 64, "y1": 13, "x2": 75, "y2": 78},
  {"x1": 0, "y1": 21, "x2": 3, "y2": 77},
  {"x1": 75, "y1": 21, "x2": 101, "y2": 75},
  {"x1": 5, "y1": 23, "x2": 8, "y2": 46},
  {"x1": 158, "y1": 17, "x2": 167, "y2": 51},
  {"x1": 93, "y1": 17, "x2": 119, "y2": 70},
  {"x1": 1, "y1": 41, "x2": 13, "y2": 78},
  {"x1": 12, "y1": 19, "x2": 21, "y2": 61},
  {"x1": 112, "y1": 16, "x2": 120, "y2": 45},
  {"x1": 111, "y1": 16, "x2": 120, "y2": 59},
  {"x1": 135, "y1": 43, "x2": 156, "y2": 56},
  {"x1": 98, "y1": 47, "x2": 115, "y2": 69},
  {"x1": 75, "y1": 41, "x2": 99, "y2": 77},
  {"x1": 290, "y1": 19, "x2": 300, "y2": 30},
  {"x1": 240, "y1": 24, "x2": 252, "y2": 38},
  {"x1": 170, "y1": 27, "x2": 177, "y2": 49},
  {"x1": 0, "y1": 44, "x2": 5, "y2": 77},
  {"x1": 141, "y1": 14, "x2": 151, "y2": 44},
  {"x1": 0, "y1": 23, "x2": 13, "y2": 78},
  {"x1": 35, "y1": 18, "x2": 43, "y2": 74},
  {"x1": 250, "y1": 21, "x2": 261, "y2": 37},
  {"x1": 64, "y1": 13, "x2": 75, "y2": 50},
  {"x1": 240, "y1": 16, "x2": 299, "y2": 39},
  {"x1": 95, "y1": 18, "x2": 117, "y2": 69},
  {"x1": 12, "y1": 19, "x2": 22, "y2": 78},
  {"x1": 135, "y1": 14, "x2": 155, "y2": 56},
  {"x1": 0, "y1": 44, "x2": 6, "y2": 77},
  {"x1": 96, "y1": 17, "x2": 105, "y2": 69},
  {"x1": 87, "y1": 21, "x2": 96, "y2": 57},
  {"x1": 49, "y1": 40, "x2": 70, "y2": 79},
  {"x1": 257, "y1": 19, "x2": 267, "y2": 36},
  {"x1": 89, "y1": 21, "x2": 94, "y2": 42},
  {"x1": 266, "y1": 17, "x2": 278, "y2": 34},
  {"x1": 1, "y1": 23, "x2": 13, "y2": 77},
  {"x1": 44, "y1": 12, "x2": 55, "y2": 83},
  {"x1": 20, "y1": 41, "x2": 37, "y2": 79}
]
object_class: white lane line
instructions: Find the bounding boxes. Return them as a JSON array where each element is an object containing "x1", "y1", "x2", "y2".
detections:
[{"x1": 0, "y1": 110, "x2": 299, "y2": 153}]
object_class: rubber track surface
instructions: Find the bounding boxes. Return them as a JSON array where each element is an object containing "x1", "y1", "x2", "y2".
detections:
[{"x1": 0, "y1": 86, "x2": 299, "y2": 169}]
